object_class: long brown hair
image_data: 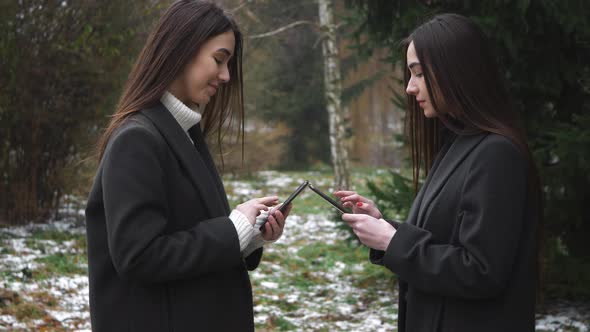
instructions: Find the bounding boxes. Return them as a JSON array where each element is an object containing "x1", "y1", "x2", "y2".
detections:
[
  {"x1": 96, "y1": 0, "x2": 244, "y2": 163},
  {"x1": 403, "y1": 13, "x2": 531, "y2": 184},
  {"x1": 402, "y1": 13, "x2": 544, "y2": 298}
]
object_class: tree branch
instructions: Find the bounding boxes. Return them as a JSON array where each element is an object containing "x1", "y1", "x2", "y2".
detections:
[
  {"x1": 230, "y1": 1, "x2": 247, "y2": 14},
  {"x1": 248, "y1": 20, "x2": 318, "y2": 39}
]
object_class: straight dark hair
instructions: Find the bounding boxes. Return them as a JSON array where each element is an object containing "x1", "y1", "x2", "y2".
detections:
[
  {"x1": 402, "y1": 13, "x2": 544, "y2": 299},
  {"x1": 96, "y1": 0, "x2": 244, "y2": 164}
]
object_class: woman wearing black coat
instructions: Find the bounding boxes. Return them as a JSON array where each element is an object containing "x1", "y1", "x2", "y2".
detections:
[
  {"x1": 336, "y1": 14, "x2": 542, "y2": 332},
  {"x1": 85, "y1": 1, "x2": 289, "y2": 331}
]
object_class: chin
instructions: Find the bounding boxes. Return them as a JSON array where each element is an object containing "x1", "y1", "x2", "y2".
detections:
[
  {"x1": 423, "y1": 109, "x2": 438, "y2": 118},
  {"x1": 190, "y1": 95, "x2": 210, "y2": 106}
]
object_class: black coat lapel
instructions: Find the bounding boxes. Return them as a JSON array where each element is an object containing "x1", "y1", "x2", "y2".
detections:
[
  {"x1": 405, "y1": 137, "x2": 453, "y2": 226},
  {"x1": 140, "y1": 104, "x2": 228, "y2": 217},
  {"x1": 406, "y1": 180, "x2": 428, "y2": 226},
  {"x1": 188, "y1": 125, "x2": 231, "y2": 214},
  {"x1": 416, "y1": 133, "x2": 488, "y2": 227}
]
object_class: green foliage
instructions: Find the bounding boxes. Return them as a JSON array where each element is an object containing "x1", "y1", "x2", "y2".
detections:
[
  {"x1": 540, "y1": 114, "x2": 590, "y2": 238},
  {"x1": 238, "y1": 0, "x2": 331, "y2": 169},
  {"x1": 0, "y1": 1, "x2": 162, "y2": 224},
  {"x1": 347, "y1": 0, "x2": 590, "y2": 299},
  {"x1": 544, "y1": 237, "x2": 590, "y2": 299},
  {"x1": 366, "y1": 170, "x2": 415, "y2": 221}
]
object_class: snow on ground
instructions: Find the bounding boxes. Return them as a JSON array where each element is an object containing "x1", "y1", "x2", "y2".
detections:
[
  {"x1": 276, "y1": 214, "x2": 344, "y2": 246},
  {"x1": 249, "y1": 211, "x2": 399, "y2": 331},
  {"x1": 536, "y1": 302, "x2": 590, "y2": 332},
  {"x1": 0, "y1": 171, "x2": 588, "y2": 331},
  {"x1": 0, "y1": 219, "x2": 90, "y2": 331}
]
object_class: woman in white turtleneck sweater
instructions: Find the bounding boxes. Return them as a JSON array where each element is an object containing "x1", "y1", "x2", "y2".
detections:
[
  {"x1": 84, "y1": 2, "x2": 288, "y2": 331},
  {"x1": 158, "y1": 91, "x2": 282, "y2": 257}
]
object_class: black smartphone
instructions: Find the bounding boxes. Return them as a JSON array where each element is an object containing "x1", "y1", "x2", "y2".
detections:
[
  {"x1": 308, "y1": 184, "x2": 348, "y2": 214},
  {"x1": 259, "y1": 180, "x2": 309, "y2": 231}
]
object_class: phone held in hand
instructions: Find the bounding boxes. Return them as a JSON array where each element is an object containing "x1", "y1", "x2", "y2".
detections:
[
  {"x1": 308, "y1": 184, "x2": 348, "y2": 214},
  {"x1": 259, "y1": 180, "x2": 309, "y2": 231},
  {"x1": 279, "y1": 180, "x2": 309, "y2": 213}
]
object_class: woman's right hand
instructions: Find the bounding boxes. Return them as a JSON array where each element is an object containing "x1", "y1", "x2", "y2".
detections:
[
  {"x1": 236, "y1": 196, "x2": 279, "y2": 226},
  {"x1": 333, "y1": 191, "x2": 383, "y2": 219}
]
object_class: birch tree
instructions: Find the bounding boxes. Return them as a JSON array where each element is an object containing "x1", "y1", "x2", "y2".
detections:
[
  {"x1": 317, "y1": 0, "x2": 350, "y2": 190},
  {"x1": 247, "y1": 0, "x2": 351, "y2": 189}
]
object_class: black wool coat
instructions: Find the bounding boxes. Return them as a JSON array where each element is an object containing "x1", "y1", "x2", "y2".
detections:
[
  {"x1": 371, "y1": 133, "x2": 538, "y2": 332},
  {"x1": 85, "y1": 104, "x2": 262, "y2": 332}
]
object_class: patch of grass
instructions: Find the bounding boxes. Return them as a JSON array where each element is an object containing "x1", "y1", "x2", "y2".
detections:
[
  {"x1": 0, "y1": 288, "x2": 20, "y2": 309},
  {"x1": 266, "y1": 315, "x2": 297, "y2": 331},
  {"x1": 0, "y1": 290, "x2": 45, "y2": 322},
  {"x1": 0, "y1": 290, "x2": 64, "y2": 329},
  {"x1": 296, "y1": 241, "x2": 366, "y2": 270},
  {"x1": 290, "y1": 271, "x2": 329, "y2": 291},
  {"x1": 25, "y1": 238, "x2": 48, "y2": 254},
  {"x1": 274, "y1": 298, "x2": 298, "y2": 312},
  {"x1": 352, "y1": 263, "x2": 396, "y2": 289},
  {"x1": 262, "y1": 250, "x2": 304, "y2": 268},
  {"x1": 0, "y1": 244, "x2": 16, "y2": 255},
  {"x1": 280, "y1": 241, "x2": 397, "y2": 307},
  {"x1": 30, "y1": 229, "x2": 74, "y2": 242},
  {"x1": 13, "y1": 301, "x2": 46, "y2": 321},
  {"x1": 1, "y1": 270, "x2": 20, "y2": 284},
  {"x1": 25, "y1": 232, "x2": 86, "y2": 255},
  {"x1": 290, "y1": 193, "x2": 329, "y2": 215},
  {"x1": 33, "y1": 252, "x2": 86, "y2": 280},
  {"x1": 71, "y1": 234, "x2": 87, "y2": 252},
  {"x1": 344, "y1": 295, "x2": 358, "y2": 305},
  {"x1": 29, "y1": 291, "x2": 59, "y2": 308}
]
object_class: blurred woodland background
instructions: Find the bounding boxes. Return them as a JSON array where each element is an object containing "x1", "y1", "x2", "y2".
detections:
[{"x1": 1, "y1": 0, "x2": 589, "y2": 304}]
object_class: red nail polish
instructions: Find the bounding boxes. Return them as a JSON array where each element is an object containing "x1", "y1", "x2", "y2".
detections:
[{"x1": 357, "y1": 202, "x2": 363, "y2": 207}]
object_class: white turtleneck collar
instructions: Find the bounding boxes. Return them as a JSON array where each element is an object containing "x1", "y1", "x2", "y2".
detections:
[{"x1": 160, "y1": 91, "x2": 202, "y2": 132}]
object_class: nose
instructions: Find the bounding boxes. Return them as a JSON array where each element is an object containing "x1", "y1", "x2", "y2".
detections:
[
  {"x1": 219, "y1": 64, "x2": 230, "y2": 83},
  {"x1": 406, "y1": 78, "x2": 418, "y2": 96}
]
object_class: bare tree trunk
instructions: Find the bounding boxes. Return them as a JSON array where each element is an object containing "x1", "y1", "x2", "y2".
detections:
[{"x1": 318, "y1": 0, "x2": 350, "y2": 190}]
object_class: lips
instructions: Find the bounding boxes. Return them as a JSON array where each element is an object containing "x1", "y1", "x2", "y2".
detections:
[{"x1": 207, "y1": 84, "x2": 218, "y2": 95}]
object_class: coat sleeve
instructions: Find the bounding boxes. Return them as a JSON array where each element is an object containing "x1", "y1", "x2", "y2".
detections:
[
  {"x1": 101, "y1": 125, "x2": 244, "y2": 284},
  {"x1": 379, "y1": 137, "x2": 528, "y2": 299},
  {"x1": 244, "y1": 247, "x2": 263, "y2": 270}
]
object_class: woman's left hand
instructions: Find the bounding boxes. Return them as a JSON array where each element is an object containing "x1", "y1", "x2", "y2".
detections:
[
  {"x1": 342, "y1": 213, "x2": 396, "y2": 251},
  {"x1": 261, "y1": 203, "x2": 292, "y2": 242}
]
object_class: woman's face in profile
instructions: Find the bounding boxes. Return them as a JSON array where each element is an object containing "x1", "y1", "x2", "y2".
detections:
[
  {"x1": 405, "y1": 41, "x2": 437, "y2": 118},
  {"x1": 171, "y1": 30, "x2": 235, "y2": 106}
]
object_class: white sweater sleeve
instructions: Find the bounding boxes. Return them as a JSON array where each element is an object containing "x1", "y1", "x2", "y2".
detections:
[
  {"x1": 243, "y1": 234, "x2": 265, "y2": 257},
  {"x1": 229, "y1": 209, "x2": 254, "y2": 252}
]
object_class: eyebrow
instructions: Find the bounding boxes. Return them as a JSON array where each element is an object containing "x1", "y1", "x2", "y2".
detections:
[{"x1": 408, "y1": 62, "x2": 421, "y2": 70}]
